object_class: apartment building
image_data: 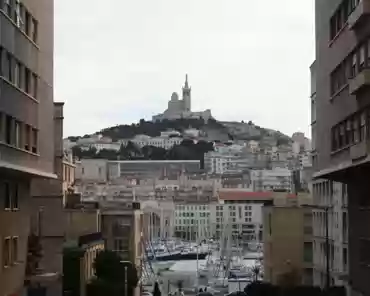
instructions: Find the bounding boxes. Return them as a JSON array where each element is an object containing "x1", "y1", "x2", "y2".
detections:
[
  {"x1": 312, "y1": 181, "x2": 349, "y2": 288},
  {"x1": 0, "y1": 0, "x2": 55, "y2": 295},
  {"x1": 263, "y1": 195, "x2": 313, "y2": 286},
  {"x1": 174, "y1": 204, "x2": 211, "y2": 240},
  {"x1": 100, "y1": 201, "x2": 143, "y2": 268},
  {"x1": 250, "y1": 168, "x2": 292, "y2": 192},
  {"x1": 313, "y1": 1, "x2": 370, "y2": 295},
  {"x1": 209, "y1": 190, "x2": 273, "y2": 240},
  {"x1": 29, "y1": 103, "x2": 65, "y2": 278}
]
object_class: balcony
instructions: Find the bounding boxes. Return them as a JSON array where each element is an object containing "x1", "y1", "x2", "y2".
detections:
[
  {"x1": 348, "y1": 0, "x2": 370, "y2": 30},
  {"x1": 350, "y1": 141, "x2": 368, "y2": 160},
  {"x1": 349, "y1": 68, "x2": 370, "y2": 95}
]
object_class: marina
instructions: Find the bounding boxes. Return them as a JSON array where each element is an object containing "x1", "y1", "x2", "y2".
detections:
[{"x1": 141, "y1": 237, "x2": 263, "y2": 295}]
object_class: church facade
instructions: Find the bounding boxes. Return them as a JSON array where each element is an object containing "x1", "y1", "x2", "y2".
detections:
[{"x1": 152, "y1": 75, "x2": 213, "y2": 122}]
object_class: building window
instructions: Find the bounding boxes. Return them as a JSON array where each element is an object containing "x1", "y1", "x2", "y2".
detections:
[
  {"x1": 14, "y1": 0, "x2": 21, "y2": 27},
  {"x1": 31, "y1": 18, "x2": 38, "y2": 43},
  {"x1": 25, "y1": 67, "x2": 30, "y2": 94},
  {"x1": 339, "y1": 124, "x2": 345, "y2": 147},
  {"x1": 31, "y1": 128, "x2": 38, "y2": 153},
  {"x1": 4, "y1": 182, "x2": 11, "y2": 209},
  {"x1": 12, "y1": 183, "x2": 19, "y2": 210},
  {"x1": 24, "y1": 124, "x2": 30, "y2": 151},
  {"x1": 4, "y1": 182, "x2": 19, "y2": 210},
  {"x1": 14, "y1": 61, "x2": 20, "y2": 87},
  {"x1": 359, "y1": 45, "x2": 366, "y2": 71},
  {"x1": 3, "y1": 0, "x2": 11, "y2": 16},
  {"x1": 360, "y1": 112, "x2": 367, "y2": 141},
  {"x1": 31, "y1": 73, "x2": 37, "y2": 98},
  {"x1": 114, "y1": 239, "x2": 125, "y2": 251},
  {"x1": 6, "y1": 53, "x2": 12, "y2": 82},
  {"x1": 25, "y1": 10, "x2": 30, "y2": 35},
  {"x1": 5, "y1": 115, "x2": 12, "y2": 145},
  {"x1": 3, "y1": 237, "x2": 11, "y2": 267},
  {"x1": 330, "y1": 0, "x2": 352, "y2": 41},
  {"x1": 345, "y1": 119, "x2": 352, "y2": 145},
  {"x1": 353, "y1": 117, "x2": 359, "y2": 143},
  {"x1": 12, "y1": 236, "x2": 18, "y2": 263},
  {"x1": 14, "y1": 121, "x2": 20, "y2": 148},
  {"x1": 332, "y1": 127, "x2": 338, "y2": 151}
]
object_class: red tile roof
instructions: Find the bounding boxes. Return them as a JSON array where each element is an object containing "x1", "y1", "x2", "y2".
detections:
[{"x1": 219, "y1": 191, "x2": 274, "y2": 201}]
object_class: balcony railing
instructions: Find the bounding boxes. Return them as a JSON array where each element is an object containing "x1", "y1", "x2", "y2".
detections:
[
  {"x1": 349, "y1": 68, "x2": 370, "y2": 95},
  {"x1": 348, "y1": 0, "x2": 370, "y2": 30}
]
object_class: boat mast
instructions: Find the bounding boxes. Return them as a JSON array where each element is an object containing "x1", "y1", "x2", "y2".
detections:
[{"x1": 196, "y1": 208, "x2": 199, "y2": 288}]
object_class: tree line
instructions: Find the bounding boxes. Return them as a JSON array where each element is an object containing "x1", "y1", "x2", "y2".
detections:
[
  {"x1": 68, "y1": 118, "x2": 226, "y2": 142},
  {"x1": 71, "y1": 139, "x2": 215, "y2": 161}
]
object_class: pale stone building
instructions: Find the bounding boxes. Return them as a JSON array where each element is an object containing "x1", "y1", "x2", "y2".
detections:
[{"x1": 152, "y1": 75, "x2": 213, "y2": 122}]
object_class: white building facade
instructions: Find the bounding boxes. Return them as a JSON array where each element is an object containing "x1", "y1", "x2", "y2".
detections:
[
  {"x1": 250, "y1": 168, "x2": 292, "y2": 192},
  {"x1": 312, "y1": 180, "x2": 348, "y2": 288},
  {"x1": 209, "y1": 190, "x2": 271, "y2": 241},
  {"x1": 174, "y1": 204, "x2": 211, "y2": 240},
  {"x1": 121, "y1": 134, "x2": 183, "y2": 150}
]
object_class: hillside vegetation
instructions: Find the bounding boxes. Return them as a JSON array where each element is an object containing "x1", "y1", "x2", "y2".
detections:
[{"x1": 68, "y1": 118, "x2": 291, "y2": 144}]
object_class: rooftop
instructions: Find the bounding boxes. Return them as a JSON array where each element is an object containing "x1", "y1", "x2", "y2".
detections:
[
  {"x1": 219, "y1": 190, "x2": 274, "y2": 201},
  {"x1": 219, "y1": 190, "x2": 297, "y2": 201}
]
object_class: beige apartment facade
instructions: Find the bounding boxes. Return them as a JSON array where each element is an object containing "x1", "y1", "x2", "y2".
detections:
[
  {"x1": 100, "y1": 202, "x2": 143, "y2": 268},
  {"x1": 263, "y1": 196, "x2": 313, "y2": 286}
]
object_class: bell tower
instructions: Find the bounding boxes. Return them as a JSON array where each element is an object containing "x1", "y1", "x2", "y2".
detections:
[{"x1": 182, "y1": 74, "x2": 191, "y2": 112}]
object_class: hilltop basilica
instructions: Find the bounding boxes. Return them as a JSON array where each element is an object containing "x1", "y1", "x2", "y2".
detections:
[{"x1": 152, "y1": 74, "x2": 213, "y2": 122}]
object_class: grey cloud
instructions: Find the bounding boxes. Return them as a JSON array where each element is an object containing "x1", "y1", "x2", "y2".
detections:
[{"x1": 55, "y1": 0, "x2": 314, "y2": 137}]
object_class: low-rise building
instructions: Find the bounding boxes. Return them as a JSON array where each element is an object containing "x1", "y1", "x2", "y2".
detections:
[
  {"x1": 312, "y1": 180, "x2": 348, "y2": 288},
  {"x1": 250, "y1": 168, "x2": 292, "y2": 192},
  {"x1": 100, "y1": 201, "x2": 143, "y2": 270},
  {"x1": 263, "y1": 194, "x2": 313, "y2": 286},
  {"x1": 174, "y1": 204, "x2": 211, "y2": 240},
  {"x1": 210, "y1": 190, "x2": 273, "y2": 240}
]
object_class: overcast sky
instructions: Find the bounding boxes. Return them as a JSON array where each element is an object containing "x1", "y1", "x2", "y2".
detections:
[{"x1": 55, "y1": 0, "x2": 315, "y2": 138}]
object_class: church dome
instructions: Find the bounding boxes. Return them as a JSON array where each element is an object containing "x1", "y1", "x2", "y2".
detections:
[{"x1": 171, "y1": 92, "x2": 179, "y2": 101}]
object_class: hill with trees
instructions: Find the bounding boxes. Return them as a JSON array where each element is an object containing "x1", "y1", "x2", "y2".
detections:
[
  {"x1": 68, "y1": 117, "x2": 291, "y2": 144},
  {"x1": 72, "y1": 139, "x2": 214, "y2": 164},
  {"x1": 68, "y1": 118, "x2": 293, "y2": 163}
]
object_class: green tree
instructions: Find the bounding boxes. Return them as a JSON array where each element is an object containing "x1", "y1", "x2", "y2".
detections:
[
  {"x1": 251, "y1": 265, "x2": 261, "y2": 282},
  {"x1": 87, "y1": 251, "x2": 139, "y2": 296},
  {"x1": 63, "y1": 247, "x2": 85, "y2": 296}
]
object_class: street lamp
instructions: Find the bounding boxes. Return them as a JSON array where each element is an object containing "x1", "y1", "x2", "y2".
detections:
[{"x1": 302, "y1": 204, "x2": 333, "y2": 290}]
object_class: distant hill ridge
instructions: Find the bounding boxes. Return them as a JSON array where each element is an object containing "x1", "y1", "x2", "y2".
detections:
[{"x1": 68, "y1": 118, "x2": 292, "y2": 145}]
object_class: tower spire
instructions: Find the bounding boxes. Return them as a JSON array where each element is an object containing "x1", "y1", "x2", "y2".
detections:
[
  {"x1": 185, "y1": 74, "x2": 189, "y2": 88},
  {"x1": 182, "y1": 73, "x2": 191, "y2": 111}
]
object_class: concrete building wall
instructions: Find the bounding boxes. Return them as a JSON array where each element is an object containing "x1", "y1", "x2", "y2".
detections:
[
  {"x1": 174, "y1": 204, "x2": 211, "y2": 240},
  {"x1": 0, "y1": 178, "x2": 31, "y2": 296},
  {"x1": 75, "y1": 159, "x2": 108, "y2": 182},
  {"x1": 0, "y1": 0, "x2": 55, "y2": 294},
  {"x1": 312, "y1": 180, "x2": 348, "y2": 288},
  {"x1": 65, "y1": 210, "x2": 101, "y2": 241},
  {"x1": 209, "y1": 202, "x2": 263, "y2": 241},
  {"x1": 263, "y1": 204, "x2": 313, "y2": 285},
  {"x1": 101, "y1": 208, "x2": 143, "y2": 268},
  {"x1": 314, "y1": 1, "x2": 370, "y2": 294}
]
